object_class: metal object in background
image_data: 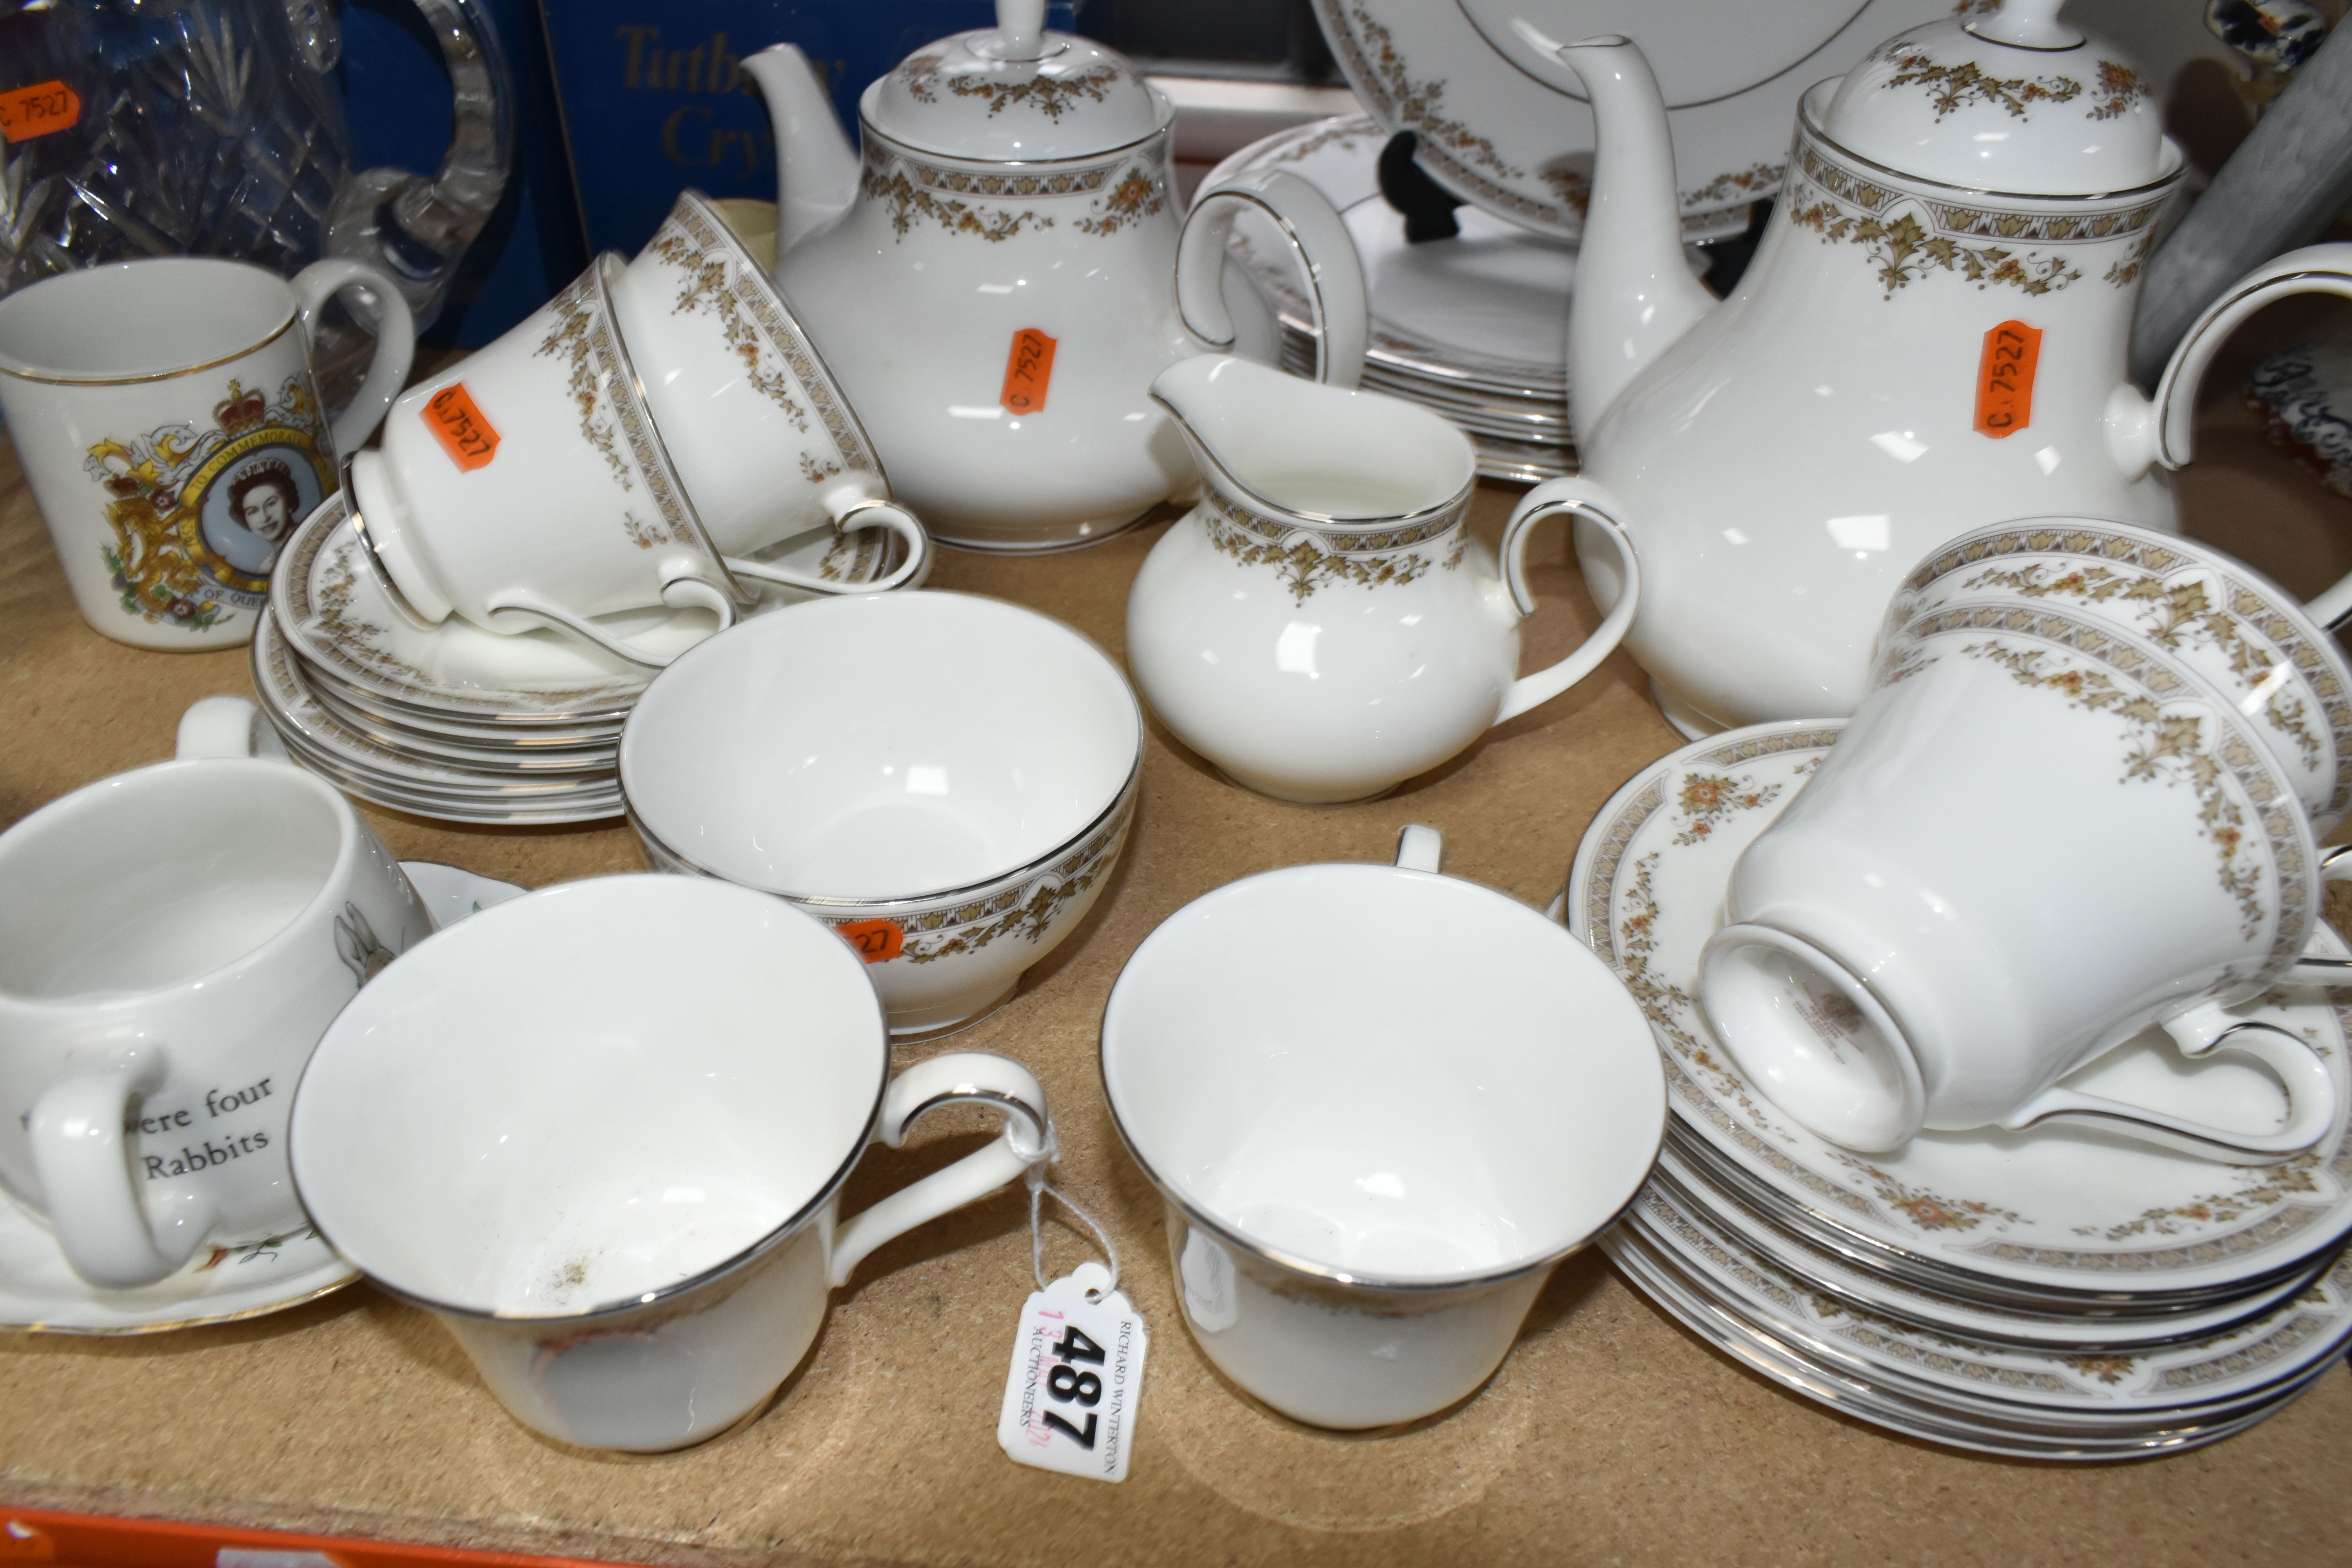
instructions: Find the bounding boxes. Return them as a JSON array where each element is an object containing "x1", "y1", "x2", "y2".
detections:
[
  {"x1": 2130, "y1": 5, "x2": 2352, "y2": 385},
  {"x1": 0, "y1": 0, "x2": 511, "y2": 348}
]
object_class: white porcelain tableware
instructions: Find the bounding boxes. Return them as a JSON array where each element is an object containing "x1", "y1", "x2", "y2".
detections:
[
  {"x1": 1889, "y1": 517, "x2": 2352, "y2": 834},
  {"x1": 346, "y1": 254, "x2": 744, "y2": 658},
  {"x1": 1549, "y1": 3, "x2": 2352, "y2": 734},
  {"x1": 607, "y1": 189, "x2": 930, "y2": 595},
  {"x1": 746, "y1": 4, "x2": 1369, "y2": 551},
  {"x1": 1699, "y1": 599, "x2": 2351, "y2": 1162},
  {"x1": 0, "y1": 697, "x2": 429, "y2": 1290},
  {"x1": 1125, "y1": 355, "x2": 1640, "y2": 804},
  {"x1": 0, "y1": 256, "x2": 413, "y2": 650},
  {"x1": 1101, "y1": 826, "x2": 1664, "y2": 1429},
  {"x1": 288, "y1": 875, "x2": 1051, "y2": 1452},
  {"x1": 1311, "y1": 0, "x2": 1948, "y2": 243},
  {"x1": 621, "y1": 592, "x2": 1142, "y2": 1036},
  {"x1": 1568, "y1": 720, "x2": 2352, "y2": 1303}
]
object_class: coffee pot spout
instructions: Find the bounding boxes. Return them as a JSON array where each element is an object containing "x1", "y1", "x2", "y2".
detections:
[
  {"x1": 1547, "y1": 33, "x2": 1716, "y2": 435},
  {"x1": 744, "y1": 44, "x2": 860, "y2": 252}
]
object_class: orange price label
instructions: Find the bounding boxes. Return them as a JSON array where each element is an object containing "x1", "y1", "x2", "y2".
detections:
[
  {"x1": 0, "y1": 80, "x2": 81, "y2": 144},
  {"x1": 837, "y1": 918, "x2": 904, "y2": 964},
  {"x1": 1974, "y1": 319, "x2": 2042, "y2": 439},
  {"x1": 423, "y1": 382, "x2": 501, "y2": 471},
  {"x1": 1001, "y1": 327, "x2": 1058, "y2": 415}
]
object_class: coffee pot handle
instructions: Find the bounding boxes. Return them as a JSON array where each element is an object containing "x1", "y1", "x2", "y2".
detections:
[
  {"x1": 723, "y1": 498, "x2": 932, "y2": 596},
  {"x1": 825, "y1": 1052, "x2": 1051, "y2": 1288},
  {"x1": 1493, "y1": 477, "x2": 1644, "y2": 724},
  {"x1": 2114, "y1": 241, "x2": 2352, "y2": 626},
  {"x1": 1177, "y1": 169, "x2": 1368, "y2": 388},
  {"x1": 28, "y1": 1048, "x2": 216, "y2": 1289},
  {"x1": 289, "y1": 259, "x2": 417, "y2": 456}
]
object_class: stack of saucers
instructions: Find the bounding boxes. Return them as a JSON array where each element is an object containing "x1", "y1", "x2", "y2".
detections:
[
  {"x1": 1204, "y1": 116, "x2": 1748, "y2": 486},
  {"x1": 1564, "y1": 719, "x2": 2352, "y2": 1459},
  {"x1": 252, "y1": 491, "x2": 903, "y2": 825}
]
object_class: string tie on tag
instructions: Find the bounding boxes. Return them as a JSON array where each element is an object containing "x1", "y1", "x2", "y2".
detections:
[{"x1": 1019, "y1": 1116, "x2": 1119, "y2": 1301}]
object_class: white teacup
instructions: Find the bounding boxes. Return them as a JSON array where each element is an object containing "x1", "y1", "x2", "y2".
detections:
[
  {"x1": 608, "y1": 190, "x2": 929, "y2": 597},
  {"x1": 1101, "y1": 828, "x2": 1664, "y2": 1429},
  {"x1": 621, "y1": 592, "x2": 1142, "y2": 1036},
  {"x1": 287, "y1": 875, "x2": 1051, "y2": 1452},
  {"x1": 0, "y1": 697, "x2": 430, "y2": 1289},
  {"x1": 1700, "y1": 599, "x2": 2351, "y2": 1163},
  {"x1": 0, "y1": 256, "x2": 413, "y2": 650},
  {"x1": 347, "y1": 254, "x2": 746, "y2": 662}
]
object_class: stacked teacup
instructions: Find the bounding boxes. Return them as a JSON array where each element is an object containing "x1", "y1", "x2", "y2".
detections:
[
  {"x1": 253, "y1": 193, "x2": 929, "y2": 824},
  {"x1": 1572, "y1": 519, "x2": 2352, "y2": 1459}
]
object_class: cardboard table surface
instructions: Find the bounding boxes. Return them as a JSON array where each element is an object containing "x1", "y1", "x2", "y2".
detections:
[{"x1": 6, "y1": 338, "x2": 2352, "y2": 1566}]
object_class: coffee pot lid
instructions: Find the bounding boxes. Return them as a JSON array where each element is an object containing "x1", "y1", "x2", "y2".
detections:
[
  {"x1": 1819, "y1": 0, "x2": 2169, "y2": 194},
  {"x1": 866, "y1": 0, "x2": 1166, "y2": 161}
]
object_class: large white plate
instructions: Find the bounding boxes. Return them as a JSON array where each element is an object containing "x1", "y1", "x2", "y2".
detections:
[
  {"x1": 1312, "y1": 0, "x2": 1952, "y2": 242},
  {"x1": 0, "y1": 864, "x2": 523, "y2": 1334},
  {"x1": 1566, "y1": 720, "x2": 2352, "y2": 1301}
]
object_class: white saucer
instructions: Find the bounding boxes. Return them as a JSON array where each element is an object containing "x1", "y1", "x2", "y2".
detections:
[
  {"x1": 1566, "y1": 720, "x2": 2352, "y2": 1302},
  {"x1": 0, "y1": 862, "x2": 523, "y2": 1334}
]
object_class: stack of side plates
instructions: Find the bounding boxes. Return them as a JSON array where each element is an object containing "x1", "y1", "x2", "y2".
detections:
[
  {"x1": 253, "y1": 492, "x2": 903, "y2": 825},
  {"x1": 1203, "y1": 116, "x2": 1746, "y2": 486},
  {"x1": 1564, "y1": 720, "x2": 2352, "y2": 1460}
]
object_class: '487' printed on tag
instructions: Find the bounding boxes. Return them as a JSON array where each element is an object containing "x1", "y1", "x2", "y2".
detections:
[{"x1": 997, "y1": 1262, "x2": 1147, "y2": 1482}]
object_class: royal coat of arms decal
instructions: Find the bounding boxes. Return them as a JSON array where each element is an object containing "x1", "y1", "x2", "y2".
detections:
[{"x1": 82, "y1": 374, "x2": 333, "y2": 632}]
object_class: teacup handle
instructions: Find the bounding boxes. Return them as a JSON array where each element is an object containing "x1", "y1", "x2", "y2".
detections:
[
  {"x1": 289, "y1": 258, "x2": 417, "y2": 456},
  {"x1": 2116, "y1": 242, "x2": 2352, "y2": 627},
  {"x1": 825, "y1": 1051, "x2": 1050, "y2": 1288},
  {"x1": 177, "y1": 695, "x2": 289, "y2": 763},
  {"x1": 485, "y1": 572, "x2": 738, "y2": 670},
  {"x1": 1177, "y1": 169, "x2": 1368, "y2": 389},
  {"x1": 723, "y1": 498, "x2": 932, "y2": 595},
  {"x1": 1493, "y1": 477, "x2": 1644, "y2": 724},
  {"x1": 27, "y1": 1046, "x2": 216, "y2": 1289}
]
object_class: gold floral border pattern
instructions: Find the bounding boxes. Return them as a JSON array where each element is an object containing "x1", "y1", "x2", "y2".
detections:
[
  {"x1": 1199, "y1": 487, "x2": 1468, "y2": 604},
  {"x1": 1901, "y1": 524, "x2": 2352, "y2": 826},
  {"x1": 895, "y1": 54, "x2": 1131, "y2": 120},
  {"x1": 2151, "y1": 1248, "x2": 2352, "y2": 1388},
  {"x1": 861, "y1": 145, "x2": 1165, "y2": 245}
]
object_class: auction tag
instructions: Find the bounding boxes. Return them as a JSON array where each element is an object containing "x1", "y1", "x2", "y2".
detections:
[
  {"x1": 835, "y1": 916, "x2": 903, "y2": 964},
  {"x1": 1000, "y1": 327, "x2": 1057, "y2": 415},
  {"x1": 0, "y1": 81, "x2": 80, "y2": 143},
  {"x1": 423, "y1": 382, "x2": 501, "y2": 471},
  {"x1": 1973, "y1": 319, "x2": 2042, "y2": 439},
  {"x1": 997, "y1": 1261, "x2": 1147, "y2": 1483}
]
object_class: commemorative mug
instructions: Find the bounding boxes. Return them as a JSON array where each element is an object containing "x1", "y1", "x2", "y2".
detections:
[
  {"x1": 0, "y1": 256, "x2": 414, "y2": 650},
  {"x1": 0, "y1": 697, "x2": 429, "y2": 1289},
  {"x1": 1699, "y1": 595, "x2": 2352, "y2": 1164},
  {"x1": 288, "y1": 875, "x2": 1052, "y2": 1452},
  {"x1": 622, "y1": 592, "x2": 1142, "y2": 1037},
  {"x1": 1100, "y1": 827, "x2": 1664, "y2": 1428},
  {"x1": 607, "y1": 191, "x2": 929, "y2": 597}
]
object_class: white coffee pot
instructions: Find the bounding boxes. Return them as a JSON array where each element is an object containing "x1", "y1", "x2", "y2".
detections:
[
  {"x1": 1543, "y1": 0, "x2": 2352, "y2": 734},
  {"x1": 741, "y1": 0, "x2": 1369, "y2": 552}
]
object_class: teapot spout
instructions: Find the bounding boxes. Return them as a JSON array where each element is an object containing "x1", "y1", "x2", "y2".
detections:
[
  {"x1": 744, "y1": 45, "x2": 860, "y2": 253},
  {"x1": 1551, "y1": 34, "x2": 1715, "y2": 436}
]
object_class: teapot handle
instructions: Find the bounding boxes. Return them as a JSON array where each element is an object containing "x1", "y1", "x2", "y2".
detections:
[
  {"x1": 1177, "y1": 170, "x2": 1367, "y2": 389},
  {"x1": 2121, "y1": 241, "x2": 2352, "y2": 625},
  {"x1": 1492, "y1": 478, "x2": 1644, "y2": 724}
]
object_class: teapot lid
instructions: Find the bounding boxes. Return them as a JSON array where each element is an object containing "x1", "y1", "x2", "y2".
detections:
[
  {"x1": 866, "y1": 0, "x2": 1167, "y2": 161},
  {"x1": 1819, "y1": 0, "x2": 2169, "y2": 194}
]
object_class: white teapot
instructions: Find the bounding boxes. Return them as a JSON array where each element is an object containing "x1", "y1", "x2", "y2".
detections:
[
  {"x1": 1126, "y1": 356, "x2": 1639, "y2": 803},
  {"x1": 1541, "y1": 0, "x2": 2352, "y2": 734},
  {"x1": 743, "y1": 1, "x2": 1368, "y2": 553}
]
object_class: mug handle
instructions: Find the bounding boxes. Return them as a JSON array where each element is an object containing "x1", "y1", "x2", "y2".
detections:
[
  {"x1": 28, "y1": 1048, "x2": 217, "y2": 1289},
  {"x1": 1176, "y1": 169, "x2": 1368, "y2": 389},
  {"x1": 825, "y1": 1051, "x2": 1050, "y2": 1288},
  {"x1": 2112, "y1": 242, "x2": 2352, "y2": 626},
  {"x1": 289, "y1": 258, "x2": 418, "y2": 456},
  {"x1": 1492, "y1": 477, "x2": 1644, "y2": 724},
  {"x1": 177, "y1": 694, "x2": 290, "y2": 763},
  {"x1": 723, "y1": 498, "x2": 932, "y2": 595},
  {"x1": 485, "y1": 570, "x2": 738, "y2": 670}
]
